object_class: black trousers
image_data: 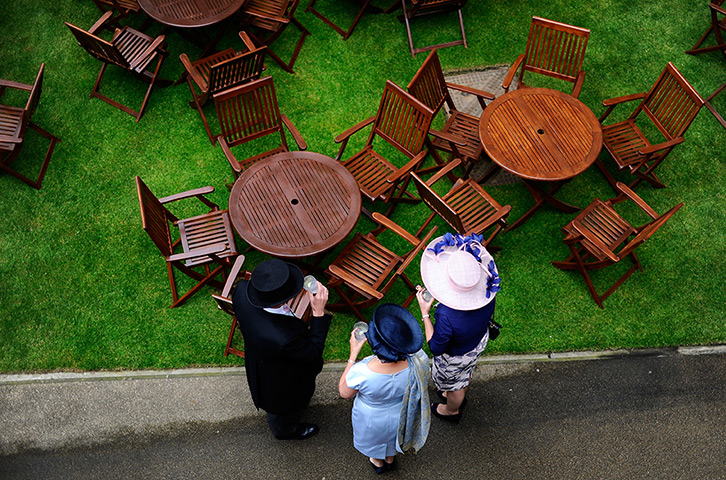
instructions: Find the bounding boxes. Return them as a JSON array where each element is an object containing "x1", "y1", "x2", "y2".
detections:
[{"x1": 266, "y1": 409, "x2": 304, "y2": 438}]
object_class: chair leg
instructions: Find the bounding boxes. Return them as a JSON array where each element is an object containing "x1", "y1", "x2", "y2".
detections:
[
  {"x1": 168, "y1": 263, "x2": 226, "y2": 308},
  {"x1": 135, "y1": 55, "x2": 165, "y2": 123},
  {"x1": 186, "y1": 77, "x2": 216, "y2": 145},
  {"x1": 401, "y1": 1, "x2": 416, "y2": 57},
  {"x1": 594, "y1": 157, "x2": 619, "y2": 192},
  {"x1": 0, "y1": 123, "x2": 60, "y2": 190},
  {"x1": 255, "y1": 19, "x2": 311, "y2": 74},
  {"x1": 224, "y1": 317, "x2": 245, "y2": 357}
]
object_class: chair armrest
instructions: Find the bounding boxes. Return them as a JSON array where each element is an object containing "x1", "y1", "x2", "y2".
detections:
[
  {"x1": 238, "y1": 31, "x2": 257, "y2": 51},
  {"x1": 327, "y1": 265, "x2": 384, "y2": 299},
  {"x1": 502, "y1": 55, "x2": 524, "y2": 91},
  {"x1": 0, "y1": 133, "x2": 23, "y2": 144},
  {"x1": 711, "y1": 2, "x2": 726, "y2": 15},
  {"x1": 334, "y1": 116, "x2": 376, "y2": 161},
  {"x1": 280, "y1": 114, "x2": 308, "y2": 150},
  {"x1": 241, "y1": 9, "x2": 290, "y2": 25},
  {"x1": 334, "y1": 116, "x2": 376, "y2": 144},
  {"x1": 638, "y1": 137, "x2": 684, "y2": 156},
  {"x1": 599, "y1": 92, "x2": 646, "y2": 122},
  {"x1": 0, "y1": 79, "x2": 32, "y2": 92},
  {"x1": 395, "y1": 225, "x2": 438, "y2": 276},
  {"x1": 221, "y1": 254, "x2": 247, "y2": 298},
  {"x1": 429, "y1": 128, "x2": 466, "y2": 146},
  {"x1": 446, "y1": 83, "x2": 496, "y2": 101},
  {"x1": 571, "y1": 71, "x2": 585, "y2": 98},
  {"x1": 89, "y1": 11, "x2": 114, "y2": 34},
  {"x1": 614, "y1": 183, "x2": 658, "y2": 219},
  {"x1": 387, "y1": 150, "x2": 428, "y2": 184},
  {"x1": 218, "y1": 136, "x2": 244, "y2": 174},
  {"x1": 426, "y1": 158, "x2": 463, "y2": 186},
  {"x1": 371, "y1": 212, "x2": 420, "y2": 245},
  {"x1": 167, "y1": 243, "x2": 227, "y2": 262},
  {"x1": 159, "y1": 186, "x2": 218, "y2": 211},
  {"x1": 130, "y1": 35, "x2": 166, "y2": 72},
  {"x1": 179, "y1": 53, "x2": 207, "y2": 91}
]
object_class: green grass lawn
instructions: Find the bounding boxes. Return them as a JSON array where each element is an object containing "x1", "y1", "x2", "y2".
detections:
[{"x1": 1, "y1": 0, "x2": 724, "y2": 373}]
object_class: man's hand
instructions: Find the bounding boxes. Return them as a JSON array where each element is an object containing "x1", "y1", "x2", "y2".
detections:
[{"x1": 308, "y1": 281, "x2": 329, "y2": 317}]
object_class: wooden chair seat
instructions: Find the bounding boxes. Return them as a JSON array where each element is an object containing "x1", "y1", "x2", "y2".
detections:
[
  {"x1": 430, "y1": 110, "x2": 483, "y2": 161},
  {"x1": 326, "y1": 212, "x2": 437, "y2": 321},
  {"x1": 595, "y1": 62, "x2": 704, "y2": 196},
  {"x1": 176, "y1": 210, "x2": 238, "y2": 267},
  {"x1": 442, "y1": 179, "x2": 507, "y2": 234},
  {"x1": 342, "y1": 146, "x2": 402, "y2": 203},
  {"x1": 0, "y1": 63, "x2": 60, "y2": 189},
  {"x1": 552, "y1": 182, "x2": 683, "y2": 308}
]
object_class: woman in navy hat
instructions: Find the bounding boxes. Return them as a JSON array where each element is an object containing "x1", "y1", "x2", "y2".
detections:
[{"x1": 338, "y1": 304, "x2": 430, "y2": 474}]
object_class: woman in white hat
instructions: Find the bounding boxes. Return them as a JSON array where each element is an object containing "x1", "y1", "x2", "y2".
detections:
[{"x1": 416, "y1": 233, "x2": 500, "y2": 423}]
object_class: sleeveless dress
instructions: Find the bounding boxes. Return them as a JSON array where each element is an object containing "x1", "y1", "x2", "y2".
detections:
[{"x1": 345, "y1": 356, "x2": 410, "y2": 458}]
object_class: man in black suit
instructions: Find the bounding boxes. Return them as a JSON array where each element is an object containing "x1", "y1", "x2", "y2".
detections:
[{"x1": 232, "y1": 259, "x2": 332, "y2": 440}]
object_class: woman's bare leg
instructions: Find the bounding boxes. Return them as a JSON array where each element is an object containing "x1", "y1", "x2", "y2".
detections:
[{"x1": 437, "y1": 386, "x2": 468, "y2": 415}]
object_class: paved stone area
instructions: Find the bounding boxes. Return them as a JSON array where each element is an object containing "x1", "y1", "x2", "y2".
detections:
[{"x1": 443, "y1": 65, "x2": 521, "y2": 185}]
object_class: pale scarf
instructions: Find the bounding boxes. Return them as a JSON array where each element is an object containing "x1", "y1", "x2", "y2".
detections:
[{"x1": 396, "y1": 349, "x2": 431, "y2": 453}]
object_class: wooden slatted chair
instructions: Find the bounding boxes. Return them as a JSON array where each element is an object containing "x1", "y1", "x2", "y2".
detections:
[
  {"x1": 65, "y1": 11, "x2": 168, "y2": 122},
  {"x1": 596, "y1": 62, "x2": 704, "y2": 197},
  {"x1": 552, "y1": 182, "x2": 683, "y2": 308},
  {"x1": 326, "y1": 212, "x2": 437, "y2": 321},
  {"x1": 395, "y1": 0, "x2": 469, "y2": 57},
  {"x1": 213, "y1": 76, "x2": 307, "y2": 180},
  {"x1": 407, "y1": 49, "x2": 495, "y2": 179},
  {"x1": 212, "y1": 255, "x2": 311, "y2": 357},
  {"x1": 306, "y1": 0, "x2": 377, "y2": 40},
  {"x1": 91, "y1": 0, "x2": 143, "y2": 29},
  {"x1": 410, "y1": 159, "x2": 510, "y2": 250},
  {"x1": 0, "y1": 63, "x2": 60, "y2": 190},
  {"x1": 334, "y1": 80, "x2": 437, "y2": 218},
  {"x1": 135, "y1": 176, "x2": 239, "y2": 308},
  {"x1": 237, "y1": 0, "x2": 310, "y2": 73},
  {"x1": 180, "y1": 31, "x2": 266, "y2": 145},
  {"x1": 503, "y1": 17, "x2": 590, "y2": 98},
  {"x1": 686, "y1": 0, "x2": 726, "y2": 59}
]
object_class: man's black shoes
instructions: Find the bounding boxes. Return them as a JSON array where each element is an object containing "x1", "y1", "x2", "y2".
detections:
[{"x1": 276, "y1": 423, "x2": 319, "y2": 440}]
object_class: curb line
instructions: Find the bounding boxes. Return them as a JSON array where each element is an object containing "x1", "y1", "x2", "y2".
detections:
[{"x1": 2, "y1": 345, "x2": 725, "y2": 386}]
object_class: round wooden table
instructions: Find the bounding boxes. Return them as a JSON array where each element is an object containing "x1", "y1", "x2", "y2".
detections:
[
  {"x1": 479, "y1": 87, "x2": 602, "y2": 230},
  {"x1": 229, "y1": 151, "x2": 362, "y2": 258},
  {"x1": 138, "y1": 0, "x2": 246, "y2": 28}
]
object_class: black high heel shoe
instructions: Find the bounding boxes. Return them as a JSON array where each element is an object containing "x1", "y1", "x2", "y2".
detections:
[
  {"x1": 431, "y1": 402, "x2": 462, "y2": 424},
  {"x1": 369, "y1": 459, "x2": 386, "y2": 474}
]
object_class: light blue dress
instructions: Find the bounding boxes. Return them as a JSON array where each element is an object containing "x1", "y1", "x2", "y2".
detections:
[{"x1": 346, "y1": 356, "x2": 410, "y2": 458}]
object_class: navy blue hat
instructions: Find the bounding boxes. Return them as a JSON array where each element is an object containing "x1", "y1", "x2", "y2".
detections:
[
  {"x1": 247, "y1": 259, "x2": 304, "y2": 308},
  {"x1": 367, "y1": 304, "x2": 424, "y2": 362}
]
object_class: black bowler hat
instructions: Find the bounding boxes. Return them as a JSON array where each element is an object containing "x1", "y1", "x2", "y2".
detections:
[
  {"x1": 367, "y1": 304, "x2": 424, "y2": 362},
  {"x1": 247, "y1": 259, "x2": 304, "y2": 308}
]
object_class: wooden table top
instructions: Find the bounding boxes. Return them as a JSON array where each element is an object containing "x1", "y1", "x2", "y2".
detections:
[
  {"x1": 138, "y1": 0, "x2": 246, "y2": 27},
  {"x1": 479, "y1": 88, "x2": 602, "y2": 182},
  {"x1": 228, "y1": 151, "x2": 362, "y2": 258}
]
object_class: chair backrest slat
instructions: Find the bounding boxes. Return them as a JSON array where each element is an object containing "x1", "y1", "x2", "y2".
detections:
[
  {"x1": 411, "y1": 173, "x2": 465, "y2": 232},
  {"x1": 407, "y1": 50, "x2": 452, "y2": 114},
  {"x1": 523, "y1": 17, "x2": 589, "y2": 84},
  {"x1": 373, "y1": 81, "x2": 434, "y2": 157},
  {"x1": 207, "y1": 47, "x2": 266, "y2": 95},
  {"x1": 135, "y1": 176, "x2": 174, "y2": 257},
  {"x1": 214, "y1": 76, "x2": 285, "y2": 148},
  {"x1": 640, "y1": 62, "x2": 704, "y2": 140},
  {"x1": 66, "y1": 22, "x2": 128, "y2": 68}
]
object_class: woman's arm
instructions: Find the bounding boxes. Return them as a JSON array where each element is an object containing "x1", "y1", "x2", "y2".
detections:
[
  {"x1": 339, "y1": 330, "x2": 366, "y2": 399},
  {"x1": 416, "y1": 287, "x2": 436, "y2": 342}
]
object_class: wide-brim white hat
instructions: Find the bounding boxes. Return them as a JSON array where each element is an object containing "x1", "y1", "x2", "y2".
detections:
[{"x1": 420, "y1": 234, "x2": 499, "y2": 311}]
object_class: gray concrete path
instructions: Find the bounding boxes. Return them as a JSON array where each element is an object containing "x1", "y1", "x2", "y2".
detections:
[{"x1": 1, "y1": 346, "x2": 725, "y2": 479}]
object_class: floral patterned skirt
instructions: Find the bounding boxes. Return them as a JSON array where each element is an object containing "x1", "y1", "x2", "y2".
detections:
[{"x1": 431, "y1": 331, "x2": 489, "y2": 391}]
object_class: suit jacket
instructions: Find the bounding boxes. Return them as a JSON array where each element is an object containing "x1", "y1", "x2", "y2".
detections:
[{"x1": 232, "y1": 280, "x2": 332, "y2": 415}]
